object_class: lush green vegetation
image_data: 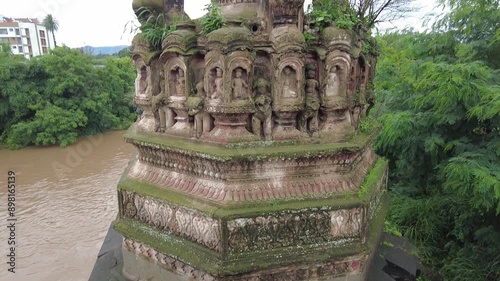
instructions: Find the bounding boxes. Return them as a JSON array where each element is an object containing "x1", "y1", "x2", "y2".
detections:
[
  {"x1": 374, "y1": 0, "x2": 499, "y2": 280},
  {"x1": 0, "y1": 46, "x2": 137, "y2": 149},
  {"x1": 199, "y1": 2, "x2": 224, "y2": 35}
]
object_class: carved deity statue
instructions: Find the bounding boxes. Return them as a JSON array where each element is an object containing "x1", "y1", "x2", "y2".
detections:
[
  {"x1": 232, "y1": 67, "x2": 249, "y2": 100},
  {"x1": 153, "y1": 70, "x2": 175, "y2": 132},
  {"x1": 281, "y1": 66, "x2": 298, "y2": 99},
  {"x1": 299, "y1": 65, "x2": 320, "y2": 137},
  {"x1": 211, "y1": 67, "x2": 224, "y2": 100},
  {"x1": 138, "y1": 65, "x2": 148, "y2": 94},
  {"x1": 173, "y1": 67, "x2": 186, "y2": 97},
  {"x1": 252, "y1": 78, "x2": 273, "y2": 141},
  {"x1": 325, "y1": 64, "x2": 348, "y2": 109},
  {"x1": 188, "y1": 79, "x2": 213, "y2": 138}
]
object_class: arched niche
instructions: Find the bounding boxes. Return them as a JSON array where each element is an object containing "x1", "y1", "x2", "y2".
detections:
[
  {"x1": 274, "y1": 57, "x2": 304, "y2": 104},
  {"x1": 163, "y1": 54, "x2": 188, "y2": 99},
  {"x1": 324, "y1": 51, "x2": 351, "y2": 105},
  {"x1": 133, "y1": 55, "x2": 151, "y2": 99},
  {"x1": 204, "y1": 53, "x2": 225, "y2": 101},
  {"x1": 227, "y1": 55, "x2": 253, "y2": 101}
]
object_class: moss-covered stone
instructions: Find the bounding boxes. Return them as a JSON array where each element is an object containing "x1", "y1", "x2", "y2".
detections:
[{"x1": 124, "y1": 123, "x2": 378, "y2": 162}]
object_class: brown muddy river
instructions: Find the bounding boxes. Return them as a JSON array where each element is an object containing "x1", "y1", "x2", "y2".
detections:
[{"x1": 0, "y1": 131, "x2": 134, "y2": 281}]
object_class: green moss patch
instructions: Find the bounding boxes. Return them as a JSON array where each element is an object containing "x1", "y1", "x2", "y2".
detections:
[{"x1": 358, "y1": 158, "x2": 388, "y2": 200}]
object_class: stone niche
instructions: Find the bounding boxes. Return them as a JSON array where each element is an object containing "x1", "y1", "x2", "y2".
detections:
[{"x1": 117, "y1": 0, "x2": 387, "y2": 280}]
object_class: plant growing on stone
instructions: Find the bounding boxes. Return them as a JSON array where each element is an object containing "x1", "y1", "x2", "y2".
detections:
[
  {"x1": 307, "y1": 0, "x2": 416, "y2": 31},
  {"x1": 306, "y1": 0, "x2": 357, "y2": 30},
  {"x1": 199, "y1": 3, "x2": 224, "y2": 35},
  {"x1": 135, "y1": 7, "x2": 178, "y2": 51}
]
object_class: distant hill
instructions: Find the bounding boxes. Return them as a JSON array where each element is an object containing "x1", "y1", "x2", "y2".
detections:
[{"x1": 81, "y1": 45, "x2": 129, "y2": 56}]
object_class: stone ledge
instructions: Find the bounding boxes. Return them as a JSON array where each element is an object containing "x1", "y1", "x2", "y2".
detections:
[
  {"x1": 125, "y1": 123, "x2": 379, "y2": 162},
  {"x1": 118, "y1": 158, "x2": 388, "y2": 214},
  {"x1": 114, "y1": 193, "x2": 389, "y2": 277}
]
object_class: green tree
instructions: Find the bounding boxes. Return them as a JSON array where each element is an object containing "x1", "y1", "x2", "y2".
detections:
[
  {"x1": 0, "y1": 47, "x2": 136, "y2": 149},
  {"x1": 42, "y1": 14, "x2": 59, "y2": 48},
  {"x1": 375, "y1": 1, "x2": 500, "y2": 280}
]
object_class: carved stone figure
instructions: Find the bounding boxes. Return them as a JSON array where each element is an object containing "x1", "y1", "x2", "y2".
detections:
[
  {"x1": 173, "y1": 67, "x2": 186, "y2": 97},
  {"x1": 252, "y1": 78, "x2": 273, "y2": 140},
  {"x1": 211, "y1": 67, "x2": 224, "y2": 100},
  {"x1": 325, "y1": 64, "x2": 348, "y2": 109},
  {"x1": 299, "y1": 64, "x2": 320, "y2": 137},
  {"x1": 188, "y1": 80, "x2": 213, "y2": 138},
  {"x1": 153, "y1": 70, "x2": 175, "y2": 132},
  {"x1": 232, "y1": 67, "x2": 249, "y2": 100},
  {"x1": 281, "y1": 66, "x2": 298, "y2": 99}
]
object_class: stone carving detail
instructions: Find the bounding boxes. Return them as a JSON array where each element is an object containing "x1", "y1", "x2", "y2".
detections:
[
  {"x1": 171, "y1": 67, "x2": 186, "y2": 97},
  {"x1": 210, "y1": 67, "x2": 224, "y2": 100},
  {"x1": 133, "y1": 54, "x2": 157, "y2": 132},
  {"x1": 231, "y1": 67, "x2": 249, "y2": 100},
  {"x1": 128, "y1": 140, "x2": 379, "y2": 202},
  {"x1": 252, "y1": 78, "x2": 273, "y2": 140},
  {"x1": 299, "y1": 64, "x2": 320, "y2": 137},
  {"x1": 124, "y1": 237, "x2": 367, "y2": 281},
  {"x1": 122, "y1": 191, "x2": 222, "y2": 252},
  {"x1": 153, "y1": 70, "x2": 175, "y2": 132},
  {"x1": 281, "y1": 66, "x2": 298, "y2": 99},
  {"x1": 330, "y1": 208, "x2": 364, "y2": 240},
  {"x1": 188, "y1": 79, "x2": 213, "y2": 138},
  {"x1": 227, "y1": 208, "x2": 365, "y2": 253}
]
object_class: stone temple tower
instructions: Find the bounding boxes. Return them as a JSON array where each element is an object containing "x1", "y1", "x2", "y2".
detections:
[{"x1": 116, "y1": 0, "x2": 388, "y2": 280}]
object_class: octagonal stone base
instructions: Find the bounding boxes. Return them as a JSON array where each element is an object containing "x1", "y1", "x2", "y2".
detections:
[{"x1": 115, "y1": 125, "x2": 388, "y2": 281}]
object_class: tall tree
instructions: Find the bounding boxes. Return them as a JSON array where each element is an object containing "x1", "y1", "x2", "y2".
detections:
[
  {"x1": 42, "y1": 14, "x2": 59, "y2": 48},
  {"x1": 375, "y1": 0, "x2": 500, "y2": 280},
  {"x1": 309, "y1": 0, "x2": 416, "y2": 30}
]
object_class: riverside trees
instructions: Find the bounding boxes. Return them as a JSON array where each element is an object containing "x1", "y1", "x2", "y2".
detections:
[
  {"x1": 0, "y1": 47, "x2": 136, "y2": 149},
  {"x1": 375, "y1": 0, "x2": 499, "y2": 280}
]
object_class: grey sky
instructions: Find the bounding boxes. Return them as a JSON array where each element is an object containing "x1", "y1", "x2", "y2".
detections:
[{"x1": 0, "y1": 0, "x2": 441, "y2": 48}]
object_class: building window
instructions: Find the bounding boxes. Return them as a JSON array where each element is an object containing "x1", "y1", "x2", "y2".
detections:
[
  {"x1": 12, "y1": 45, "x2": 17, "y2": 48},
  {"x1": 18, "y1": 46, "x2": 23, "y2": 53},
  {"x1": 41, "y1": 38, "x2": 47, "y2": 46},
  {"x1": 0, "y1": 29, "x2": 7, "y2": 35},
  {"x1": 25, "y1": 29, "x2": 30, "y2": 36},
  {"x1": 27, "y1": 37, "x2": 31, "y2": 45},
  {"x1": 0, "y1": 38, "x2": 8, "y2": 43},
  {"x1": 39, "y1": 30, "x2": 45, "y2": 38},
  {"x1": 17, "y1": 38, "x2": 22, "y2": 44},
  {"x1": 9, "y1": 28, "x2": 13, "y2": 32},
  {"x1": 15, "y1": 29, "x2": 20, "y2": 35},
  {"x1": 42, "y1": 47, "x2": 47, "y2": 54}
]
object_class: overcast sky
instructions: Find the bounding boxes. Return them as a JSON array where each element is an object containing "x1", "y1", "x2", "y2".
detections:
[{"x1": 0, "y1": 0, "x2": 441, "y2": 48}]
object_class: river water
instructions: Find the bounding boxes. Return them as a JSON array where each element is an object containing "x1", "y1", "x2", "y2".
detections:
[{"x1": 0, "y1": 131, "x2": 134, "y2": 281}]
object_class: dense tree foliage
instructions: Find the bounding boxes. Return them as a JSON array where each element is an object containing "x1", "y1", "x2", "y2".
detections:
[
  {"x1": 375, "y1": 0, "x2": 499, "y2": 280},
  {"x1": 0, "y1": 47, "x2": 136, "y2": 149}
]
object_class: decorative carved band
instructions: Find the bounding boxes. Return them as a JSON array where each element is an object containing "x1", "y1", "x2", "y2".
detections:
[
  {"x1": 227, "y1": 207, "x2": 365, "y2": 253},
  {"x1": 127, "y1": 142, "x2": 378, "y2": 203},
  {"x1": 124, "y1": 238, "x2": 367, "y2": 281},
  {"x1": 122, "y1": 191, "x2": 370, "y2": 254},
  {"x1": 122, "y1": 191, "x2": 222, "y2": 252}
]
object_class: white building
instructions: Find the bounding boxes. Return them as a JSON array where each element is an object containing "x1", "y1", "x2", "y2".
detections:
[{"x1": 0, "y1": 17, "x2": 56, "y2": 59}]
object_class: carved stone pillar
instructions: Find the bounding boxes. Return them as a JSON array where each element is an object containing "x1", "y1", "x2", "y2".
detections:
[{"x1": 118, "y1": 1, "x2": 387, "y2": 281}]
